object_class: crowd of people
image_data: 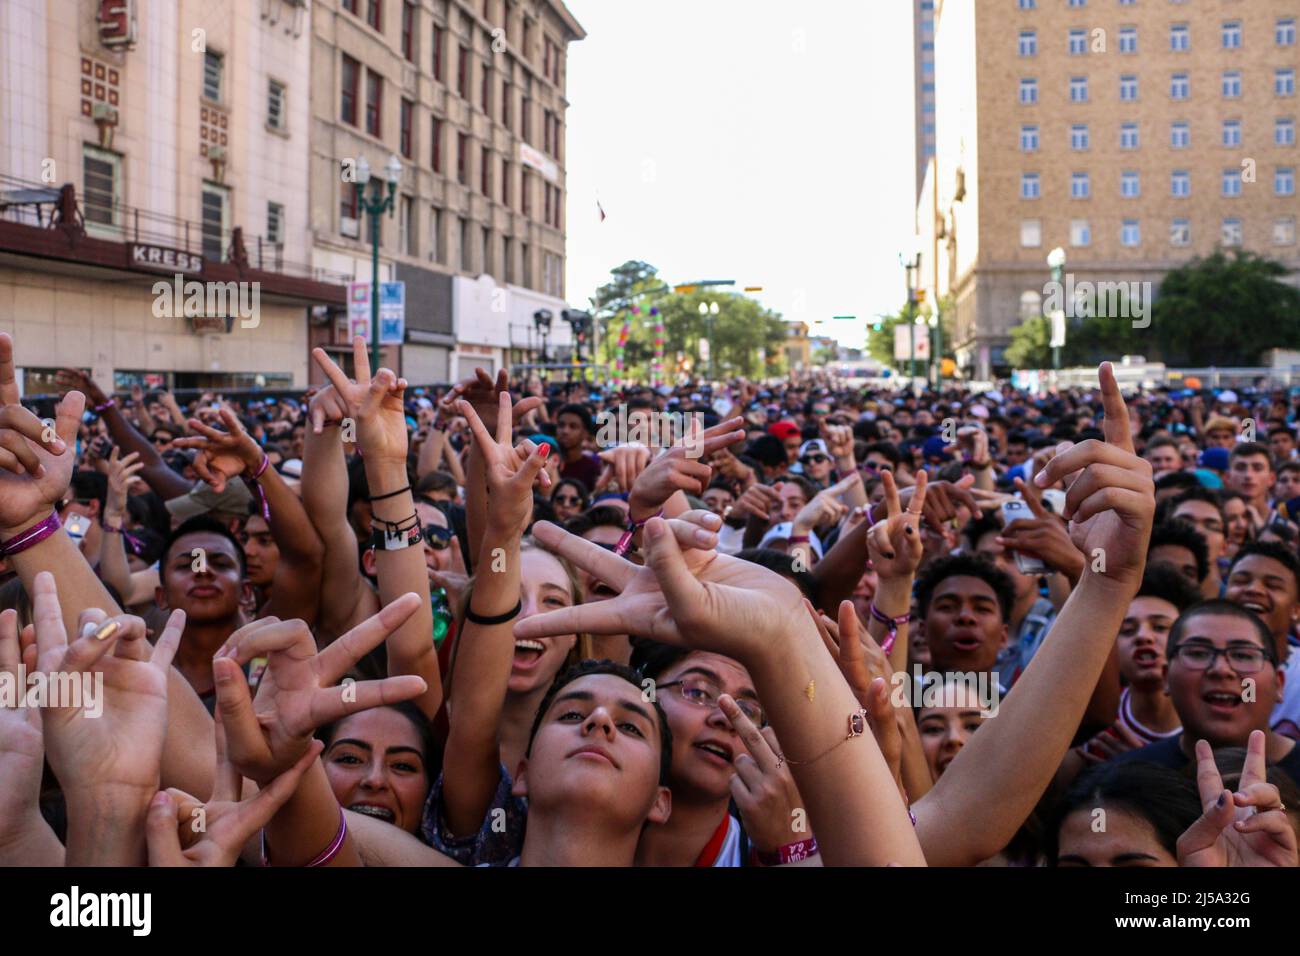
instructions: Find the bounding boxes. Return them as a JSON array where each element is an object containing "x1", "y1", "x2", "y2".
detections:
[{"x1": 2, "y1": 326, "x2": 1299, "y2": 868}]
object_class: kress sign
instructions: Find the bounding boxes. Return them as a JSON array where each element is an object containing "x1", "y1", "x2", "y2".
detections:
[{"x1": 128, "y1": 243, "x2": 203, "y2": 274}]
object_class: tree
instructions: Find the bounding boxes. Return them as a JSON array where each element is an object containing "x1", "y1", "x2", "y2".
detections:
[
  {"x1": 1005, "y1": 315, "x2": 1052, "y2": 369},
  {"x1": 1146, "y1": 251, "x2": 1300, "y2": 365}
]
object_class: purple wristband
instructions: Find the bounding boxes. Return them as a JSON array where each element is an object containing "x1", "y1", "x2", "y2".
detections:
[
  {"x1": 262, "y1": 807, "x2": 347, "y2": 867},
  {"x1": 93, "y1": 397, "x2": 116, "y2": 414},
  {"x1": 0, "y1": 512, "x2": 62, "y2": 557},
  {"x1": 614, "y1": 508, "x2": 663, "y2": 557}
]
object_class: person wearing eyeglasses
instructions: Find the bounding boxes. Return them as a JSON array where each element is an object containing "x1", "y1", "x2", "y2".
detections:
[
  {"x1": 630, "y1": 641, "x2": 811, "y2": 867},
  {"x1": 549, "y1": 478, "x2": 589, "y2": 525},
  {"x1": 1109, "y1": 600, "x2": 1300, "y2": 787}
]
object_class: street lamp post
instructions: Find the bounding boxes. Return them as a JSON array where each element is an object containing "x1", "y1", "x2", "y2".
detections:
[
  {"x1": 899, "y1": 248, "x2": 922, "y2": 387},
  {"x1": 354, "y1": 154, "x2": 402, "y2": 374}
]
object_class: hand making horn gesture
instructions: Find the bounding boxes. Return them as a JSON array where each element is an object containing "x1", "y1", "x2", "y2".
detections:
[{"x1": 866, "y1": 469, "x2": 927, "y2": 580}]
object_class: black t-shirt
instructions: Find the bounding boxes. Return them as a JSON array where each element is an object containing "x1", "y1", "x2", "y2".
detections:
[{"x1": 1111, "y1": 733, "x2": 1300, "y2": 788}]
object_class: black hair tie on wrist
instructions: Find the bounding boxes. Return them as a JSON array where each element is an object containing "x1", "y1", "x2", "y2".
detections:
[
  {"x1": 369, "y1": 485, "x2": 412, "y2": 502},
  {"x1": 464, "y1": 600, "x2": 523, "y2": 626}
]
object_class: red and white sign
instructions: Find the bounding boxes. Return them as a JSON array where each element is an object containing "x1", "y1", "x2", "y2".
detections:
[
  {"x1": 519, "y1": 143, "x2": 558, "y2": 183},
  {"x1": 97, "y1": 0, "x2": 137, "y2": 48}
]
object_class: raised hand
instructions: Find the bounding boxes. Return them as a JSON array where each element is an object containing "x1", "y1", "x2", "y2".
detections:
[
  {"x1": 104, "y1": 446, "x2": 145, "y2": 523},
  {"x1": 212, "y1": 593, "x2": 428, "y2": 786},
  {"x1": 899, "y1": 474, "x2": 976, "y2": 534},
  {"x1": 445, "y1": 367, "x2": 543, "y2": 437},
  {"x1": 172, "y1": 407, "x2": 262, "y2": 493},
  {"x1": 865, "y1": 470, "x2": 927, "y2": 580},
  {"x1": 145, "y1": 713, "x2": 321, "y2": 867},
  {"x1": 1032, "y1": 362, "x2": 1155, "y2": 588},
  {"x1": 1177, "y1": 732, "x2": 1298, "y2": 867},
  {"x1": 719, "y1": 695, "x2": 809, "y2": 857},
  {"x1": 0, "y1": 334, "x2": 83, "y2": 535},
  {"x1": 731, "y1": 481, "x2": 781, "y2": 523},
  {"x1": 995, "y1": 477, "x2": 1086, "y2": 581},
  {"x1": 597, "y1": 442, "x2": 652, "y2": 492},
  {"x1": 311, "y1": 337, "x2": 410, "y2": 465},
  {"x1": 458, "y1": 391, "x2": 551, "y2": 533},
  {"x1": 0, "y1": 609, "x2": 57, "y2": 861},
  {"x1": 31, "y1": 572, "x2": 183, "y2": 796},
  {"x1": 54, "y1": 366, "x2": 109, "y2": 407},
  {"x1": 308, "y1": 383, "x2": 352, "y2": 435},
  {"x1": 514, "y1": 518, "x2": 804, "y2": 663},
  {"x1": 628, "y1": 416, "x2": 746, "y2": 518},
  {"x1": 821, "y1": 422, "x2": 855, "y2": 465}
]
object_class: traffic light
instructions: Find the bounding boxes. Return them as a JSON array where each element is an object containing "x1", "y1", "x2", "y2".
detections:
[
  {"x1": 872, "y1": 321, "x2": 883, "y2": 332},
  {"x1": 916, "y1": 289, "x2": 927, "y2": 306}
]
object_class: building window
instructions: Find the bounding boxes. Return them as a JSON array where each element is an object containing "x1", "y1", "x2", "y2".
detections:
[
  {"x1": 1171, "y1": 122, "x2": 1190, "y2": 148},
  {"x1": 544, "y1": 181, "x2": 552, "y2": 222},
  {"x1": 458, "y1": 45, "x2": 470, "y2": 99},
  {"x1": 503, "y1": 236, "x2": 513, "y2": 285},
  {"x1": 1222, "y1": 120, "x2": 1242, "y2": 147},
  {"x1": 1120, "y1": 75, "x2": 1138, "y2": 101},
  {"x1": 481, "y1": 146, "x2": 490, "y2": 195},
  {"x1": 1171, "y1": 170, "x2": 1190, "y2": 197},
  {"x1": 342, "y1": 0, "x2": 357, "y2": 12},
  {"x1": 399, "y1": 195, "x2": 416, "y2": 256},
  {"x1": 1070, "y1": 219, "x2": 1090, "y2": 247},
  {"x1": 1019, "y1": 31, "x2": 1037, "y2": 56},
  {"x1": 1169, "y1": 24, "x2": 1189, "y2": 52},
  {"x1": 1222, "y1": 218, "x2": 1243, "y2": 247},
  {"x1": 341, "y1": 55, "x2": 359, "y2": 125},
  {"x1": 433, "y1": 24, "x2": 444, "y2": 81},
  {"x1": 482, "y1": 226, "x2": 491, "y2": 276},
  {"x1": 501, "y1": 158, "x2": 510, "y2": 207},
  {"x1": 1021, "y1": 172, "x2": 1040, "y2": 199},
  {"x1": 1068, "y1": 29, "x2": 1087, "y2": 55},
  {"x1": 1067, "y1": 0, "x2": 1084, "y2": 7},
  {"x1": 1278, "y1": 167, "x2": 1297, "y2": 196},
  {"x1": 1171, "y1": 73, "x2": 1189, "y2": 100},
  {"x1": 1278, "y1": 70, "x2": 1297, "y2": 97},
  {"x1": 267, "y1": 80, "x2": 286, "y2": 131},
  {"x1": 521, "y1": 170, "x2": 531, "y2": 217},
  {"x1": 366, "y1": 0, "x2": 381, "y2": 31},
  {"x1": 1018, "y1": 0, "x2": 1035, "y2": 9},
  {"x1": 365, "y1": 70, "x2": 382, "y2": 137},
  {"x1": 1222, "y1": 168, "x2": 1242, "y2": 197},
  {"x1": 1170, "y1": 218, "x2": 1191, "y2": 247},
  {"x1": 1120, "y1": 123, "x2": 1139, "y2": 149},
  {"x1": 203, "y1": 50, "x2": 223, "y2": 102},
  {"x1": 481, "y1": 62, "x2": 491, "y2": 113},
  {"x1": 1069, "y1": 76, "x2": 1088, "y2": 102},
  {"x1": 1120, "y1": 171, "x2": 1140, "y2": 198},
  {"x1": 1021, "y1": 219, "x2": 1042, "y2": 248},
  {"x1": 1019, "y1": 78, "x2": 1038, "y2": 105},
  {"x1": 1070, "y1": 124, "x2": 1089, "y2": 150},
  {"x1": 1280, "y1": 19, "x2": 1297, "y2": 47},
  {"x1": 82, "y1": 145, "x2": 121, "y2": 229},
  {"x1": 521, "y1": 96, "x2": 531, "y2": 142},
  {"x1": 501, "y1": 81, "x2": 511, "y2": 129},
  {"x1": 1118, "y1": 27, "x2": 1137, "y2": 54},
  {"x1": 267, "y1": 201, "x2": 284, "y2": 245},
  {"x1": 1278, "y1": 118, "x2": 1296, "y2": 146},
  {"x1": 1276, "y1": 218, "x2": 1297, "y2": 246},
  {"x1": 340, "y1": 178, "x2": 358, "y2": 236},
  {"x1": 432, "y1": 117, "x2": 442, "y2": 172},
  {"x1": 1222, "y1": 21, "x2": 1242, "y2": 50},
  {"x1": 400, "y1": 99, "x2": 414, "y2": 158},
  {"x1": 521, "y1": 241, "x2": 532, "y2": 287},
  {"x1": 1020, "y1": 125, "x2": 1039, "y2": 151},
  {"x1": 1071, "y1": 172, "x2": 1090, "y2": 199},
  {"x1": 1121, "y1": 220, "x2": 1140, "y2": 247},
  {"x1": 459, "y1": 217, "x2": 470, "y2": 270},
  {"x1": 457, "y1": 133, "x2": 467, "y2": 184},
  {"x1": 201, "y1": 183, "x2": 230, "y2": 262},
  {"x1": 429, "y1": 207, "x2": 442, "y2": 263},
  {"x1": 1222, "y1": 71, "x2": 1242, "y2": 99},
  {"x1": 402, "y1": 2, "x2": 416, "y2": 61}
]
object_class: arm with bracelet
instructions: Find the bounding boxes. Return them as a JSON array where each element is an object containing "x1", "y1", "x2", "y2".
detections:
[
  {"x1": 313, "y1": 340, "x2": 440, "y2": 719},
  {"x1": 97, "y1": 446, "x2": 142, "y2": 604},
  {"x1": 440, "y1": 393, "x2": 549, "y2": 837}
]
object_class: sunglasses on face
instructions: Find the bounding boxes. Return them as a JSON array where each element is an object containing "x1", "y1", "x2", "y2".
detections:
[
  {"x1": 554, "y1": 494, "x2": 582, "y2": 506},
  {"x1": 421, "y1": 525, "x2": 453, "y2": 550},
  {"x1": 800, "y1": 455, "x2": 830, "y2": 466}
]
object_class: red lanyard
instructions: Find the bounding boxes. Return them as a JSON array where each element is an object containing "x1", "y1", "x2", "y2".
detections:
[{"x1": 693, "y1": 815, "x2": 731, "y2": 868}]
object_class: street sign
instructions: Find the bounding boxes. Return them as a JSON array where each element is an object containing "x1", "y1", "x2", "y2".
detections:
[
  {"x1": 894, "y1": 325, "x2": 931, "y2": 361},
  {"x1": 347, "y1": 282, "x2": 370, "y2": 341},
  {"x1": 379, "y1": 281, "x2": 405, "y2": 345}
]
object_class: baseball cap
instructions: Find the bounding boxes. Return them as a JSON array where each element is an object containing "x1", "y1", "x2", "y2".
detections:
[
  {"x1": 768, "y1": 420, "x2": 801, "y2": 441},
  {"x1": 165, "y1": 479, "x2": 255, "y2": 522},
  {"x1": 799, "y1": 439, "x2": 830, "y2": 459},
  {"x1": 1198, "y1": 447, "x2": 1230, "y2": 472},
  {"x1": 922, "y1": 436, "x2": 954, "y2": 461}
]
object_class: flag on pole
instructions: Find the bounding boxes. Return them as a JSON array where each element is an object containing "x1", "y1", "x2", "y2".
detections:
[{"x1": 597, "y1": 200, "x2": 606, "y2": 222}]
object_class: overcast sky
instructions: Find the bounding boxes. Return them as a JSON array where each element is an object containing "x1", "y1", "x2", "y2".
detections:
[{"x1": 562, "y1": 0, "x2": 918, "y2": 348}]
